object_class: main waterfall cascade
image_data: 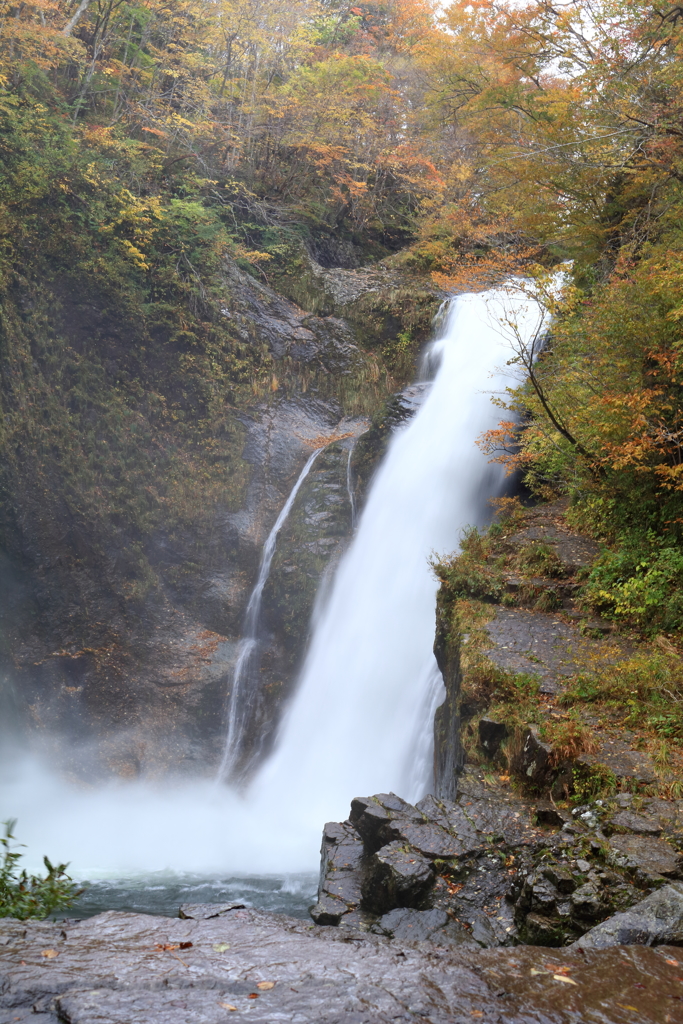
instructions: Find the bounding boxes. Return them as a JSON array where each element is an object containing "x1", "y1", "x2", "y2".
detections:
[
  {"x1": 0, "y1": 285, "x2": 548, "y2": 885},
  {"x1": 251, "y1": 286, "x2": 536, "y2": 817}
]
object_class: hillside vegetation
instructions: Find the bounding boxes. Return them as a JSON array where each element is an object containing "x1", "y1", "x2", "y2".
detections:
[{"x1": 1, "y1": 0, "x2": 683, "y2": 648}]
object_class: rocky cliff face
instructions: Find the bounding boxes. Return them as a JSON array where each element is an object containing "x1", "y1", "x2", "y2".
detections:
[
  {"x1": 433, "y1": 586, "x2": 464, "y2": 802},
  {"x1": 0, "y1": 251, "x2": 440, "y2": 780}
]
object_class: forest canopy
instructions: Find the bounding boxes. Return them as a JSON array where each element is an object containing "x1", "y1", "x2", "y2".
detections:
[{"x1": 2, "y1": 0, "x2": 683, "y2": 634}]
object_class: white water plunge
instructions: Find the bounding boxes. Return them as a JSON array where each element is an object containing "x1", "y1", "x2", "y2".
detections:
[{"x1": 0, "y1": 286, "x2": 547, "y2": 878}]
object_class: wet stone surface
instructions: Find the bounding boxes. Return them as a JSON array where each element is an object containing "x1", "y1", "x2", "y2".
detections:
[
  {"x1": 483, "y1": 607, "x2": 631, "y2": 695},
  {"x1": 2, "y1": 908, "x2": 683, "y2": 1023},
  {"x1": 311, "y1": 781, "x2": 683, "y2": 950},
  {"x1": 507, "y1": 523, "x2": 601, "y2": 572}
]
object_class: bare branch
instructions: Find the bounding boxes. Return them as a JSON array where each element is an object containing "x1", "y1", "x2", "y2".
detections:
[{"x1": 62, "y1": 0, "x2": 93, "y2": 38}]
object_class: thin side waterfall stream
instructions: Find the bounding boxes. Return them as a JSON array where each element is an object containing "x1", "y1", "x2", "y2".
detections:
[
  {"x1": 216, "y1": 446, "x2": 324, "y2": 784},
  {"x1": 0, "y1": 286, "x2": 547, "y2": 918}
]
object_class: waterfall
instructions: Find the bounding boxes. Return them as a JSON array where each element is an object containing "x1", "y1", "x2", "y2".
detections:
[
  {"x1": 251, "y1": 286, "x2": 542, "y2": 824},
  {"x1": 346, "y1": 447, "x2": 356, "y2": 529},
  {"x1": 216, "y1": 446, "x2": 324, "y2": 783},
  {"x1": 0, "y1": 284, "x2": 548, "y2": 877}
]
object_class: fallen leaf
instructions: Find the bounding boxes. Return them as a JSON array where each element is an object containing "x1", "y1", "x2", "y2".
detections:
[
  {"x1": 616, "y1": 1006, "x2": 639, "y2": 1012},
  {"x1": 248, "y1": 993, "x2": 259, "y2": 999},
  {"x1": 257, "y1": 981, "x2": 275, "y2": 990},
  {"x1": 553, "y1": 975, "x2": 578, "y2": 985},
  {"x1": 155, "y1": 943, "x2": 180, "y2": 951},
  {"x1": 552, "y1": 965, "x2": 572, "y2": 975},
  {"x1": 218, "y1": 1003, "x2": 238, "y2": 1012},
  {"x1": 213, "y1": 943, "x2": 231, "y2": 952},
  {"x1": 179, "y1": 942, "x2": 193, "y2": 950},
  {"x1": 666, "y1": 959, "x2": 680, "y2": 966},
  {"x1": 40, "y1": 950, "x2": 59, "y2": 959},
  {"x1": 530, "y1": 968, "x2": 548, "y2": 976},
  {"x1": 470, "y1": 1013, "x2": 483, "y2": 1018}
]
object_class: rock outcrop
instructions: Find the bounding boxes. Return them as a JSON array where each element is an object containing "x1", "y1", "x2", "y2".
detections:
[
  {"x1": 431, "y1": 496, "x2": 672, "y2": 809},
  {"x1": 312, "y1": 779, "x2": 683, "y2": 948},
  {"x1": 574, "y1": 882, "x2": 683, "y2": 949}
]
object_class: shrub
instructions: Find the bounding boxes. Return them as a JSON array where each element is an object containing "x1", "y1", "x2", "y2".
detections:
[
  {"x1": 582, "y1": 540, "x2": 683, "y2": 635},
  {"x1": 560, "y1": 651, "x2": 683, "y2": 740},
  {"x1": 0, "y1": 820, "x2": 82, "y2": 920}
]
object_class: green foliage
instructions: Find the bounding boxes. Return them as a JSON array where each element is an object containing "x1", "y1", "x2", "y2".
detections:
[
  {"x1": 514, "y1": 542, "x2": 566, "y2": 579},
  {"x1": 0, "y1": 95, "x2": 277, "y2": 620},
  {"x1": 0, "y1": 820, "x2": 81, "y2": 920},
  {"x1": 432, "y1": 527, "x2": 507, "y2": 603},
  {"x1": 582, "y1": 540, "x2": 683, "y2": 635},
  {"x1": 571, "y1": 763, "x2": 617, "y2": 803},
  {"x1": 433, "y1": 522, "x2": 569, "y2": 612},
  {"x1": 561, "y1": 651, "x2": 683, "y2": 741}
]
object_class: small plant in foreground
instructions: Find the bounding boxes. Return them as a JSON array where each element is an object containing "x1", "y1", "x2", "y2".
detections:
[
  {"x1": 0, "y1": 820, "x2": 82, "y2": 920},
  {"x1": 571, "y1": 763, "x2": 617, "y2": 802},
  {"x1": 560, "y1": 651, "x2": 683, "y2": 740}
]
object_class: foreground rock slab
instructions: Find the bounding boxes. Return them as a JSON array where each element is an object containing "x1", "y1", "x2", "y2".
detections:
[{"x1": 2, "y1": 909, "x2": 683, "y2": 1023}]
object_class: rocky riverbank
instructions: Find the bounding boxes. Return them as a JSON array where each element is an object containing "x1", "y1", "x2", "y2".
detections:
[
  {"x1": 1, "y1": 902, "x2": 682, "y2": 1023},
  {"x1": 306, "y1": 498, "x2": 683, "y2": 951},
  {"x1": 311, "y1": 782, "x2": 683, "y2": 948},
  {"x1": 433, "y1": 497, "x2": 683, "y2": 800}
]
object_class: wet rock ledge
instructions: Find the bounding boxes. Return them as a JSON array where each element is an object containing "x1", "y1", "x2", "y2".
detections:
[
  {"x1": 1, "y1": 903, "x2": 682, "y2": 1023},
  {"x1": 312, "y1": 780, "x2": 683, "y2": 949}
]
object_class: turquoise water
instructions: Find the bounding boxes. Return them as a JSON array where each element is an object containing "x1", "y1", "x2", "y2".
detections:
[{"x1": 58, "y1": 871, "x2": 318, "y2": 920}]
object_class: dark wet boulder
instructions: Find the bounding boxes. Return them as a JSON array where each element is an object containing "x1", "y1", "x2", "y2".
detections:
[
  {"x1": 542, "y1": 864, "x2": 577, "y2": 894},
  {"x1": 397, "y1": 821, "x2": 464, "y2": 858},
  {"x1": 371, "y1": 907, "x2": 477, "y2": 948},
  {"x1": 608, "y1": 810, "x2": 662, "y2": 836},
  {"x1": 348, "y1": 793, "x2": 421, "y2": 852},
  {"x1": 309, "y1": 820, "x2": 364, "y2": 925},
  {"x1": 524, "y1": 912, "x2": 568, "y2": 946},
  {"x1": 513, "y1": 726, "x2": 554, "y2": 788},
  {"x1": 309, "y1": 892, "x2": 349, "y2": 926},
  {"x1": 574, "y1": 883, "x2": 683, "y2": 948},
  {"x1": 361, "y1": 841, "x2": 434, "y2": 914},
  {"x1": 478, "y1": 716, "x2": 508, "y2": 756},
  {"x1": 608, "y1": 834, "x2": 683, "y2": 881},
  {"x1": 313, "y1": 780, "x2": 683, "y2": 950},
  {"x1": 570, "y1": 883, "x2": 606, "y2": 921}
]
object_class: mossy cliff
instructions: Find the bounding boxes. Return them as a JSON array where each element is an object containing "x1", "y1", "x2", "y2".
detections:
[
  {"x1": 0, "y1": 115, "x2": 441, "y2": 777},
  {"x1": 433, "y1": 497, "x2": 683, "y2": 805}
]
